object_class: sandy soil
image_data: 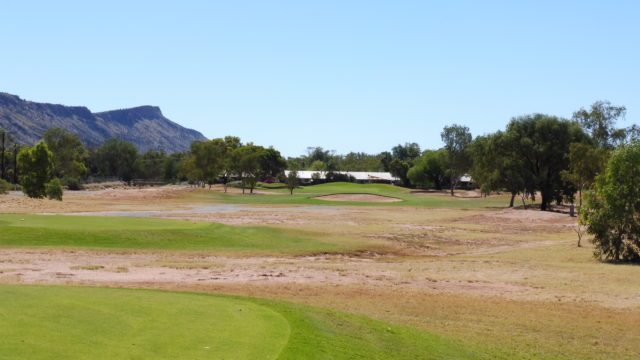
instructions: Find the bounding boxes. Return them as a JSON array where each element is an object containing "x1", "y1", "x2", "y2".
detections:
[
  {"x1": 0, "y1": 249, "x2": 551, "y2": 302},
  {"x1": 0, "y1": 186, "x2": 194, "y2": 213},
  {"x1": 314, "y1": 194, "x2": 402, "y2": 202}
]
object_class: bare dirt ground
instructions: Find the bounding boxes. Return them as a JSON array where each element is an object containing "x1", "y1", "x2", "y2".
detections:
[
  {"x1": 2, "y1": 185, "x2": 640, "y2": 358},
  {"x1": 0, "y1": 186, "x2": 195, "y2": 213}
]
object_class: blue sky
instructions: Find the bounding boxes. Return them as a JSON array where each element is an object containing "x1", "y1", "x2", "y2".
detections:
[{"x1": 2, "y1": 1, "x2": 639, "y2": 157}]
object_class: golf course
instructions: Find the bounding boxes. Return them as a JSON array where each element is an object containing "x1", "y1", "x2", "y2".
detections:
[{"x1": 1, "y1": 183, "x2": 639, "y2": 359}]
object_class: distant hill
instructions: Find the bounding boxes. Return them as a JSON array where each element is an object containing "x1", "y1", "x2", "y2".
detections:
[{"x1": 0, "y1": 92, "x2": 207, "y2": 153}]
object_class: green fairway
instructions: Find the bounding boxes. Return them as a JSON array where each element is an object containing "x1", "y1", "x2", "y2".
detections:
[
  {"x1": 203, "y1": 182, "x2": 511, "y2": 208},
  {"x1": 0, "y1": 214, "x2": 348, "y2": 254},
  {"x1": 0, "y1": 285, "x2": 511, "y2": 359}
]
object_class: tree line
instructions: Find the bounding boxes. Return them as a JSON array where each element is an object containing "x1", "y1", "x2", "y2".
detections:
[
  {"x1": 0, "y1": 128, "x2": 289, "y2": 199},
  {"x1": 1, "y1": 99, "x2": 639, "y2": 262}
]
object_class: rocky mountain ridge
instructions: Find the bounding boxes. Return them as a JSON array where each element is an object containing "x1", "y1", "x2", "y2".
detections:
[{"x1": 0, "y1": 92, "x2": 207, "y2": 153}]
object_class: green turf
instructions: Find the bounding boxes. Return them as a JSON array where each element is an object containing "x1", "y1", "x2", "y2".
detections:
[
  {"x1": 204, "y1": 182, "x2": 511, "y2": 208},
  {"x1": 0, "y1": 214, "x2": 346, "y2": 254},
  {"x1": 0, "y1": 285, "x2": 289, "y2": 359},
  {"x1": 0, "y1": 285, "x2": 514, "y2": 359}
]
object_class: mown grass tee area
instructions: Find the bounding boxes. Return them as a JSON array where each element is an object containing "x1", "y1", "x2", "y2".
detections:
[{"x1": 0, "y1": 285, "x2": 507, "y2": 360}]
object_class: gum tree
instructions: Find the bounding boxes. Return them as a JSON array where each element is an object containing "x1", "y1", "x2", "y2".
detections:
[{"x1": 581, "y1": 143, "x2": 640, "y2": 262}]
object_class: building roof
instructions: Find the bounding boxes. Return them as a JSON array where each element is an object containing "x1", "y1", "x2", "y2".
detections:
[{"x1": 285, "y1": 170, "x2": 399, "y2": 181}]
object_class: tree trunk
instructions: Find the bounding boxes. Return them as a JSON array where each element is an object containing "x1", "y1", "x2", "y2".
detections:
[
  {"x1": 1, "y1": 131, "x2": 5, "y2": 180},
  {"x1": 540, "y1": 193, "x2": 548, "y2": 211},
  {"x1": 578, "y1": 188, "x2": 582, "y2": 208},
  {"x1": 509, "y1": 192, "x2": 516, "y2": 207},
  {"x1": 13, "y1": 145, "x2": 18, "y2": 185}
]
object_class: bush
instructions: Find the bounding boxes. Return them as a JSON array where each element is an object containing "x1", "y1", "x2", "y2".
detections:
[
  {"x1": 18, "y1": 141, "x2": 54, "y2": 198},
  {"x1": 45, "y1": 178, "x2": 63, "y2": 201},
  {"x1": 582, "y1": 143, "x2": 640, "y2": 262},
  {"x1": 0, "y1": 179, "x2": 10, "y2": 194},
  {"x1": 62, "y1": 177, "x2": 84, "y2": 190}
]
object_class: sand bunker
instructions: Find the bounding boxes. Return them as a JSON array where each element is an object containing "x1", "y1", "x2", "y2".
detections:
[{"x1": 314, "y1": 194, "x2": 402, "y2": 203}]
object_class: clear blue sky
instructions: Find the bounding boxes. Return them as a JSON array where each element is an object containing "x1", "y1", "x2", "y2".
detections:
[{"x1": 2, "y1": 1, "x2": 639, "y2": 157}]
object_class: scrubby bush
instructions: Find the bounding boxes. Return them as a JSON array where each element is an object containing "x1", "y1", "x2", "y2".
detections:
[
  {"x1": 18, "y1": 142, "x2": 54, "y2": 198},
  {"x1": 0, "y1": 179, "x2": 10, "y2": 194},
  {"x1": 62, "y1": 176, "x2": 84, "y2": 190},
  {"x1": 45, "y1": 178, "x2": 63, "y2": 201}
]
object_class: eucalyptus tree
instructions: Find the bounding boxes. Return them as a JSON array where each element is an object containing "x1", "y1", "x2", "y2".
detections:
[
  {"x1": 17, "y1": 141, "x2": 54, "y2": 198},
  {"x1": 561, "y1": 143, "x2": 609, "y2": 207},
  {"x1": 43, "y1": 127, "x2": 88, "y2": 180},
  {"x1": 573, "y1": 101, "x2": 626, "y2": 149},
  {"x1": 581, "y1": 142, "x2": 640, "y2": 262},
  {"x1": 505, "y1": 114, "x2": 589, "y2": 210},
  {"x1": 469, "y1": 131, "x2": 534, "y2": 207},
  {"x1": 407, "y1": 149, "x2": 448, "y2": 190},
  {"x1": 441, "y1": 125, "x2": 472, "y2": 196}
]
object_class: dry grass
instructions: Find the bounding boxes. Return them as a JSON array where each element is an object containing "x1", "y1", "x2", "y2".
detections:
[
  {"x1": 2, "y1": 186, "x2": 640, "y2": 359},
  {"x1": 69, "y1": 265, "x2": 105, "y2": 271}
]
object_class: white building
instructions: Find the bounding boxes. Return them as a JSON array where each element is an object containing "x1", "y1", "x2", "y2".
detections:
[{"x1": 284, "y1": 170, "x2": 399, "y2": 184}]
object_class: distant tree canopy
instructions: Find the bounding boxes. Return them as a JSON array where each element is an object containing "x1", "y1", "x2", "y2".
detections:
[
  {"x1": 90, "y1": 138, "x2": 138, "y2": 183},
  {"x1": 180, "y1": 138, "x2": 286, "y2": 194},
  {"x1": 407, "y1": 149, "x2": 448, "y2": 190},
  {"x1": 43, "y1": 127, "x2": 88, "y2": 180},
  {"x1": 392, "y1": 142, "x2": 421, "y2": 163},
  {"x1": 573, "y1": 101, "x2": 627, "y2": 149}
]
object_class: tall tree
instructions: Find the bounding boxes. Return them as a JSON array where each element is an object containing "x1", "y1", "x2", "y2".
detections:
[
  {"x1": 17, "y1": 142, "x2": 54, "y2": 198},
  {"x1": 163, "y1": 152, "x2": 186, "y2": 183},
  {"x1": 231, "y1": 144, "x2": 262, "y2": 194},
  {"x1": 0, "y1": 129, "x2": 16, "y2": 181},
  {"x1": 379, "y1": 151, "x2": 393, "y2": 172},
  {"x1": 573, "y1": 101, "x2": 626, "y2": 149},
  {"x1": 441, "y1": 125, "x2": 472, "y2": 196},
  {"x1": 581, "y1": 142, "x2": 640, "y2": 262},
  {"x1": 389, "y1": 158, "x2": 410, "y2": 186},
  {"x1": 135, "y1": 150, "x2": 167, "y2": 180},
  {"x1": 391, "y1": 143, "x2": 421, "y2": 163},
  {"x1": 469, "y1": 132, "x2": 533, "y2": 207},
  {"x1": 258, "y1": 147, "x2": 287, "y2": 179},
  {"x1": 189, "y1": 140, "x2": 225, "y2": 188},
  {"x1": 407, "y1": 149, "x2": 448, "y2": 190},
  {"x1": 505, "y1": 114, "x2": 588, "y2": 210},
  {"x1": 91, "y1": 138, "x2": 138, "y2": 183},
  {"x1": 561, "y1": 143, "x2": 609, "y2": 207},
  {"x1": 43, "y1": 128, "x2": 88, "y2": 179},
  {"x1": 219, "y1": 136, "x2": 243, "y2": 192}
]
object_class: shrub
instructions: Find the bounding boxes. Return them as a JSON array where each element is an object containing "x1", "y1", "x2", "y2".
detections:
[
  {"x1": 62, "y1": 177, "x2": 84, "y2": 190},
  {"x1": 582, "y1": 143, "x2": 640, "y2": 262},
  {"x1": 0, "y1": 179, "x2": 10, "y2": 194},
  {"x1": 45, "y1": 178, "x2": 63, "y2": 201},
  {"x1": 18, "y1": 142, "x2": 54, "y2": 198}
]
